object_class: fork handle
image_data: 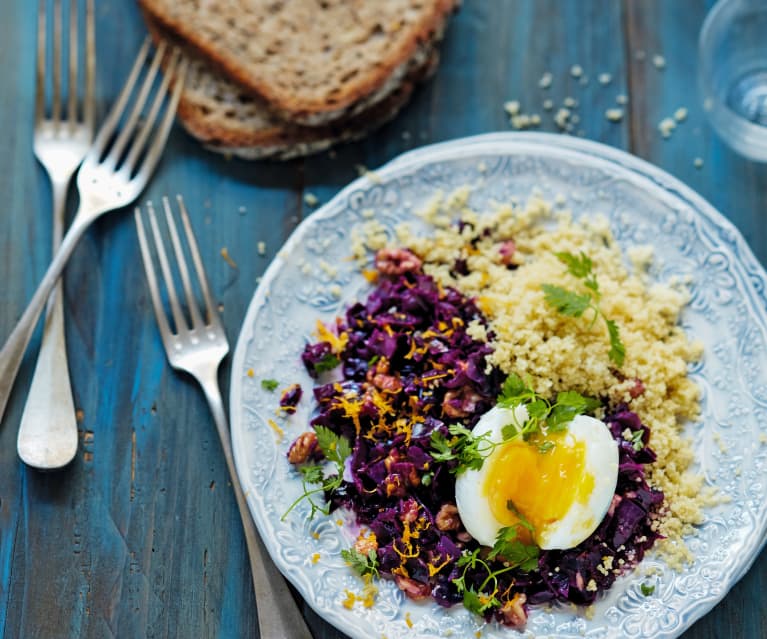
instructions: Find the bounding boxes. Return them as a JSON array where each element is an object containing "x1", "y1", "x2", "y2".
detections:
[
  {"x1": 17, "y1": 178, "x2": 79, "y2": 469},
  {"x1": 198, "y1": 369, "x2": 314, "y2": 639},
  {"x1": 0, "y1": 209, "x2": 91, "y2": 425}
]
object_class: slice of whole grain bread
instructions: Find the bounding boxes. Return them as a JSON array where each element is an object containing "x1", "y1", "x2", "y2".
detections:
[
  {"x1": 176, "y1": 48, "x2": 438, "y2": 160},
  {"x1": 137, "y1": 0, "x2": 457, "y2": 126}
]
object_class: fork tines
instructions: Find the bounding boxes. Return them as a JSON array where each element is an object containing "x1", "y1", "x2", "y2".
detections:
[
  {"x1": 36, "y1": 0, "x2": 95, "y2": 130},
  {"x1": 135, "y1": 196, "x2": 219, "y2": 342},
  {"x1": 83, "y1": 39, "x2": 187, "y2": 184}
]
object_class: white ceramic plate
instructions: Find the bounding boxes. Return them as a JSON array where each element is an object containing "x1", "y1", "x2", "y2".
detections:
[{"x1": 230, "y1": 133, "x2": 767, "y2": 639}]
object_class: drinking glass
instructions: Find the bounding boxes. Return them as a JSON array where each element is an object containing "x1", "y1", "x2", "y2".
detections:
[{"x1": 699, "y1": 0, "x2": 767, "y2": 161}]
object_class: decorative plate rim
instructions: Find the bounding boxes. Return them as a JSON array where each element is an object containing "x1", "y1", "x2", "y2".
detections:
[{"x1": 229, "y1": 132, "x2": 767, "y2": 639}]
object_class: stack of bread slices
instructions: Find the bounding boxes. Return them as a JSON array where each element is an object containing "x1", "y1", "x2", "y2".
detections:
[{"x1": 138, "y1": 0, "x2": 459, "y2": 160}]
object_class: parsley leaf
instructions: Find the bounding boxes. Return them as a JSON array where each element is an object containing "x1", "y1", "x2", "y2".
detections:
[
  {"x1": 487, "y1": 525, "x2": 539, "y2": 572},
  {"x1": 542, "y1": 251, "x2": 626, "y2": 366},
  {"x1": 315, "y1": 425, "x2": 351, "y2": 467},
  {"x1": 555, "y1": 250, "x2": 593, "y2": 280},
  {"x1": 341, "y1": 547, "x2": 380, "y2": 578},
  {"x1": 548, "y1": 391, "x2": 601, "y2": 431},
  {"x1": 313, "y1": 353, "x2": 341, "y2": 374},
  {"x1": 261, "y1": 379, "x2": 279, "y2": 392},
  {"x1": 605, "y1": 318, "x2": 625, "y2": 367},
  {"x1": 640, "y1": 583, "x2": 655, "y2": 596},
  {"x1": 631, "y1": 429, "x2": 645, "y2": 451},
  {"x1": 541, "y1": 284, "x2": 592, "y2": 317},
  {"x1": 462, "y1": 588, "x2": 499, "y2": 615},
  {"x1": 282, "y1": 427, "x2": 352, "y2": 521},
  {"x1": 497, "y1": 373, "x2": 531, "y2": 407}
]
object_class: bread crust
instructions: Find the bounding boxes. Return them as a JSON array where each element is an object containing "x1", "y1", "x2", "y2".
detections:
[
  {"x1": 177, "y1": 49, "x2": 439, "y2": 160},
  {"x1": 138, "y1": 0, "x2": 457, "y2": 125}
]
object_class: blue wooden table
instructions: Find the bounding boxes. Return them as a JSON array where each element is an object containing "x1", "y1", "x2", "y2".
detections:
[{"x1": 2, "y1": 1, "x2": 766, "y2": 638}]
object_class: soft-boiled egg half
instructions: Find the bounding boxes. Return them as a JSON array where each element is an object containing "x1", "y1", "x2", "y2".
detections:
[{"x1": 454, "y1": 405, "x2": 619, "y2": 550}]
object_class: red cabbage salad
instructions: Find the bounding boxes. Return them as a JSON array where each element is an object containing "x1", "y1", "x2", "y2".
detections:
[{"x1": 281, "y1": 246, "x2": 665, "y2": 628}]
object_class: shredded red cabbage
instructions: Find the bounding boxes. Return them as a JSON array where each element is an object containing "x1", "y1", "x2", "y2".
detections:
[{"x1": 287, "y1": 250, "x2": 664, "y2": 626}]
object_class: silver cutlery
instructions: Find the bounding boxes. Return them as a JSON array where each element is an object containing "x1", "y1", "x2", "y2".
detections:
[
  {"x1": 0, "y1": 38, "x2": 187, "y2": 426},
  {"x1": 134, "y1": 196, "x2": 313, "y2": 639},
  {"x1": 19, "y1": 0, "x2": 96, "y2": 470}
]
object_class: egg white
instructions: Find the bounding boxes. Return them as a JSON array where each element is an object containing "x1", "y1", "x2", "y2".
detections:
[{"x1": 454, "y1": 407, "x2": 619, "y2": 550}]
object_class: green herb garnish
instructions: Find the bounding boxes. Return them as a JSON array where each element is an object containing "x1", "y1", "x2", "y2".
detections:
[
  {"x1": 313, "y1": 353, "x2": 341, "y2": 374},
  {"x1": 631, "y1": 429, "x2": 645, "y2": 451},
  {"x1": 487, "y1": 525, "x2": 540, "y2": 571},
  {"x1": 430, "y1": 424, "x2": 495, "y2": 475},
  {"x1": 282, "y1": 426, "x2": 351, "y2": 520},
  {"x1": 498, "y1": 373, "x2": 600, "y2": 443},
  {"x1": 640, "y1": 583, "x2": 655, "y2": 596},
  {"x1": 542, "y1": 251, "x2": 626, "y2": 366},
  {"x1": 430, "y1": 374, "x2": 599, "y2": 474},
  {"x1": 341, "y1": 547, "x2": 380, "y2": 578},
  {"x1": 452, "y1": 523, "x2": 540, "y2": 615},
  {"x1": 261, "y1": 378, "x2": 279, "y2": 392}
]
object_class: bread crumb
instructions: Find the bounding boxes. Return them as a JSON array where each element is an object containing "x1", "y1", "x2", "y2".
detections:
[
  {"x1": 586, "y1": 579, "x2": 598, "y2": 592},
  {"x1": 653, "y1": 54, "x2": 667, "y2": 69},
  {"x1": 616, "y1": 94, "x2": 628, "y2": 105},
  {"x1": 504, "y1": 100, "x2": 521, "y2": 116},
  {"x1": 563, "y1": 96, "x2": 577, "y2": 108},
  {"x1": 539, "y1": 72, "x2": 553, "y2": 89},
  {"x1": 554, "y1": 108, "x2": 571, "y2": 129},
  {"x1": 659, "y1": 117, "x2": 677, "y2": 138},
  {"x1": 605, "y1": 108, "x2": 624, "y2": 122},
  {"x1": 257, "y1": 241, "x2": 266, "y2": 256},
  {"x1": 570, "y1": 64, "x2": 583, "y2": 78},
  {"x1": 693, "y1": 157, "x2": 704, "y2": 169},
  {"x1": 542, "y1": 99, "x2": 554, "y2": 111},
  {"x1": 674, "y1": 107, "x2": 688, "y2": 122},
  {"x1": 304, "y1": 192, "x2": 319, "y2": 207},
  {"x1": 598, "y1": 72, "x2": 612, "y2": 85}
]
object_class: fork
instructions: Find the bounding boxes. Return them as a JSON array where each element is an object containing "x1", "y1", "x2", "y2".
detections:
[
  {"x1": 0, "y1": 38, "x2": 188, "y2": 426},
  {"x1": 18, "y1": 0, "x2": 96, "y2": 470},
  {"x1": 134, "y1": 196, "x2": 313, "y2": 639}
]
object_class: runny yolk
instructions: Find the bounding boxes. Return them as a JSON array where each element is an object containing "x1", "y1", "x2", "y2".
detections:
[{"x1": 483, "y1": 435, "x2": 595, "y2": 545}]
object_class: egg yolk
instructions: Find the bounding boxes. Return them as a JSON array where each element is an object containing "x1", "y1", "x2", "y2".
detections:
[{"x1": 482, "y1": 435, "x2": 595, "y2": 545}]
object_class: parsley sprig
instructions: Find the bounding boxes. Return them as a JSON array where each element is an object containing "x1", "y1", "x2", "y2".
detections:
[
  {"x1": 430, "y1": 424, "x2": 497, "y2": 475},
  {"x1": 282, "y1": 426, "x2": 351, "y2": 520},
  {"x1": 341, "y1": 547, "x2": 380, "y2": 578},
  {"x1": 429, "y1": 374, "x2": 600, "y2": 472},
  {"x1": 497, "y1": 374, "x2": 601, "y2": 448},
  {"x1": 541, "y1": 251, "x2": 626, "y2": 366},
  {"x1": 452, "y1": 522, "x2": 540, "y2": 615}
]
